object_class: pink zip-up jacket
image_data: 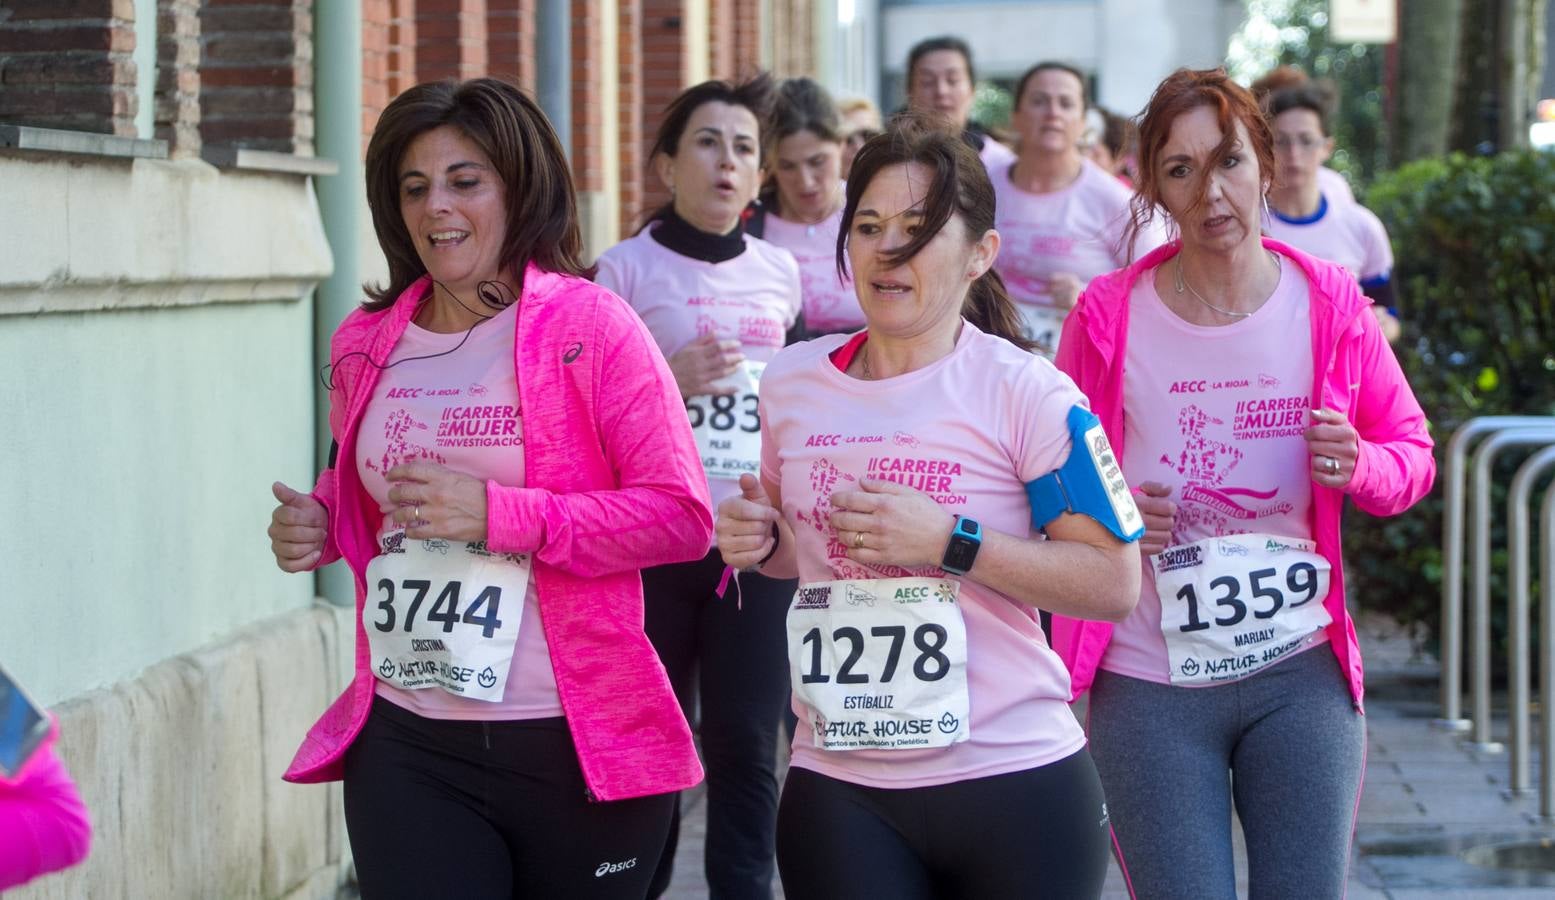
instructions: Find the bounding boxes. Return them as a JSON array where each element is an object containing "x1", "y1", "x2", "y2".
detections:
[
  {"x1": 0, "y1": 721, "x2": 92, "y2": 890},
  {"x1": 1051, "y1": 238, "x2": 1435, "y2": 709},
  {"x1": 283, "y1": 266, "x2": 712, "y2": 800}
]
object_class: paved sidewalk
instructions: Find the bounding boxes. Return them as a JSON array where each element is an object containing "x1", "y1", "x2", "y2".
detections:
[{"x1": 663, "y1": 614, "x2": 1555, "y2": 898}]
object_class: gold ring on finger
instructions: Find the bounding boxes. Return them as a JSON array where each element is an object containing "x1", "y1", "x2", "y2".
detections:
[
  {"x1": 853, "y1": 530, "x2": 866, "y2": 550},
  {"x1": 414, "y1": 505, "x2": 421, "y2": 522}
]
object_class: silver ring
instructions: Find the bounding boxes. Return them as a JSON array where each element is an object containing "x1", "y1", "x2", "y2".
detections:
[{"x1": 1325, "y1": 456, "x2": 1339, "y2": 475}]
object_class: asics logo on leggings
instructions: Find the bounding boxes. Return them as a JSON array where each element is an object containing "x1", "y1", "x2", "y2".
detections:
[{"x1": 594, "y1": 857, "x2": 637, "y2": 877}]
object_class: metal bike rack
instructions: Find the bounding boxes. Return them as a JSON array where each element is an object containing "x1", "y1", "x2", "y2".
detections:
[
  {"x1": 1540, "y1": 475, "x2": 1555, "y2": 820},
  {"x1": 1439, "y1": 416, "x2": 1555, "y2": 729},
  {"x1": 1503, "y1": 445, "x2": 1555, "y2": 794},
  {"x1": 1465, "y1": 426, "x2": 1555, "y2": 751}
]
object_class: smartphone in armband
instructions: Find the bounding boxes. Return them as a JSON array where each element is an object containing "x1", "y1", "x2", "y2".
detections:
[{"x1": 0, "y1": 663, "x2": 51, "y2": 781}]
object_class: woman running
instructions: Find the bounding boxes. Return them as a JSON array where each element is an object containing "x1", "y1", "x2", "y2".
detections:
[
  {"x1": 718, "y1": 117, "x2": 1143, "y2": 900},
  {"x1": 904, "y1": 35, "x2": 1017, "y2": 172},
  {"x1": 1264, "y1": 84, "x2": 1402, "y2": 343},
  {"x1": 594, "y1": 74, "x2": 801, "y2": 900},
  {"x1": 750, "y1": 78, "x2": 865, "y2": 338},
  {"x1": 268, "y1": 78, "x2": 711, "y2": 899},
  {"x1": 1051, "y1": 68, "x2": 1435, "y2": 899},
  {"x1": 993, "y1": 62, "x2": 1165, "y2": 357}
]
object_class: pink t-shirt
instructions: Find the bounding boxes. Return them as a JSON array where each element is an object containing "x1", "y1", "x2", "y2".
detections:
[
  {"x1": 762, "y1": 206, "x2": 864, "y2": 334},
  {"x1": 758, "y1": 324, "x2": 1088, "y2": 788},
  {"x1": 1101, "y1": 261, "x2": 1324, "y2": 683},
  {"x1": 980, "y1": 134, "x2": 1017, "y2": 173},
  {"x1": 992, "y1": 157, "x2": 1165, "y2": 309},
  {"x1": 1265, "y1": 194, "x2": 1393, "y2": 286},
  {"x1": 595, "y1": 227, "x2": 802, "y2": 510},
  {"x1": 356, "y1": 299, "x2": 563, "y2": 720}
]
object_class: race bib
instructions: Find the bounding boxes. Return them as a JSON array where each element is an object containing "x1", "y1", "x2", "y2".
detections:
[
  {"x1": 365, "y1": 531, "x2": 532, "y2": 702},
  {"x1": 1152, "y1": 533, "x2": 1332, "y2": 686},
  {"x1": 1017, "y1": 304, "x2": 1068, "y2": 358},
  {"x1": 787, "y1": 577, "x2": 970, "y2": 751},
  {"x1": 687, "y1": 360, "x2": 764, "y2": 481}
]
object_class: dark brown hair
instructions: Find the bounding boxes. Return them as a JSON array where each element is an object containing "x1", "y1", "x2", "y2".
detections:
[
  {"x1": 361, "y1": 78, "x2": 583, "y2": 310},
  {"x1": 1266, "y1": 84, "x2": 1332, "y2": 136},
  {"x1": 907, "y1": 36, "x2": 976, "y2": 87},
  {"x1": 837, "y1": 115, "x2": 1035, "y2": 352},
  {"x1": 1013, "y1": 61, "x2": 1088, "y2": 111},
  {"x1": 643, "y1": 73, "x2": 776, "y2": 227},
  {"x1": 1126, "y1": 68, "x2": 1276, "y2": 250},
  {"x1": 761, "y1": 77, "x2": 842, "y2": 212}
]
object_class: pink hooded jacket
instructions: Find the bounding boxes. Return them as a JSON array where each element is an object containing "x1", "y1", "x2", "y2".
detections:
[
  {"x1": 0, "y1": 721, "x2": 92, "y2": 890},
  {"x1": 283, "y1": 267, "x2": 713, "y2": 801},
  {"x1": 1051, "y1": 238, "x2": 1435, "y2": 709}
]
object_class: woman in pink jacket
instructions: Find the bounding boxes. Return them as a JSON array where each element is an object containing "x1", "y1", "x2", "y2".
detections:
[
  {"x1": 1051, "y1": 68, "x2": 1434, "y2": 899},
  {"x1": 266, "y1": 78, "x2": 712, "y2": 899},
  {"x1": 2, "y1": 713, "x2": 92, "y2": 890}
]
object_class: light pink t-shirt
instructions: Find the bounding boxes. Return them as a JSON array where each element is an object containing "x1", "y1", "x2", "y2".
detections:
[
  {"x1": 762, "y1": 206, "x2": 864, "y2": 334},
  {"x1": 758, "y1": 324, "x2": 1089, "y2": 788},
  {"x1": 1318, "y1": 166, "x2": 1355, "y2": 206},
  {"x1": 595, "y1": 228, "x2": 802, "y2": 510},
  {"x1": 980, "y1": 134, "x2": 1017, "y2": 173},
  {"x1": 1265, "y1": 194, "x2": 1394, "y2": 285},
  {"x1": 356, "y1": 299, "x2": 563, "y2": 720},
  {"x1": 992, "y1": 157, "x2": 1165, "y2": 310},
  {"x1": 1101, "y1": 261, "x2": 1324, "y2": 684}
]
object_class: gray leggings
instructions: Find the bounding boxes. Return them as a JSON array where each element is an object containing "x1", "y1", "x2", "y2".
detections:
[{"x1": 1088, "y1": 646, "x2": 1365, "y2": 900}]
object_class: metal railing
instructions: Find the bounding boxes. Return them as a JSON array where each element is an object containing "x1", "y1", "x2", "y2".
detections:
[
  {"x1": 1540, "y1": 473, "x2": 1555, "y2": 819},
  {"x1": 1464, "y1": 425, "x2": 1555, "y2": 752},
  {"x1": 1438, "y1": 417, "x2": 1555, "y2": 730},
  {"x1": 1506, "y1": 445, "x2": 1555, "y2": 800}
]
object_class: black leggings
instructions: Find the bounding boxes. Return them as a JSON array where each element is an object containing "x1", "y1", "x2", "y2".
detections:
[
  {"x1": 343, "y1": 697, "x2": 675, "y2": 899},
  {"x1": 641, "y1": 549, "x2": 795, "y2": 899},
  {"x1": 775, "y1": 750, "x2": 1113, "y2": 900}
]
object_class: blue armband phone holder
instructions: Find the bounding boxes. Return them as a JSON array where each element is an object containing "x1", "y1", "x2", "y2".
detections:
[{"x1": 1025, "y1": 405, "x2": 1145, "y2": 542}]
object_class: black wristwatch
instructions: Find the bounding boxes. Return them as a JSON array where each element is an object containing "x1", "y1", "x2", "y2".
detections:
[{"x1": 941, "y1": 516, "x2": 982, "y2": 575}]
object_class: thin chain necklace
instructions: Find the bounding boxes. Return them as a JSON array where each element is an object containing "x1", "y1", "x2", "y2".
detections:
[
  {"x1": 1174, "y1": 252, "x2": 1281, "y2": 320},
  {"x1": 860, "y1": 348, "x2": 873, "y2": 380}
]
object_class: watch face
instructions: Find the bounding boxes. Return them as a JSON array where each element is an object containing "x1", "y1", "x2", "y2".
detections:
[{"x1": 944, "y1": 536, "x2": 979, "y2": 573}]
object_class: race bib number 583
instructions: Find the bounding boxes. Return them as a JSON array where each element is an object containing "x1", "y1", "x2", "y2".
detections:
[
  {"x1": 787, "y1": 577, "x2": 970, "y2": 751},
  {"x1": 1152, "y1": 533, "x2": 1332, "y2": 686},
  {"x1": 687, "y1": 360, "x2": 764, "y2": 481}
]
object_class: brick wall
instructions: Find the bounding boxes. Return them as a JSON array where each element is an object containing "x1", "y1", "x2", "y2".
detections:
[
  {"x1": 156, "y1": 0, "x2": 202, "y2": 156},
  {"x1": 617, "y1": 0, "x2": 645, "y2": 233},
  {"x1": 363, "y1": 0, "x2": 391, "y2": 147},
  {"x1": 708, "y1": 0, "x2": 734, "y2": 81},
  {"x1": 416, "y1": 0, "x2": 487, "y2": 83},
  {"x1": 733, "y1": 0, "x2": 760, "y2": 77},
  {"x1": 570, "y1": 0, "x2": 603, "y2": 194},
  {"x1": 200, "y1": 0, "x2": 315, "y2": 154},
  {"x1": 0, "y1": 0, "x2": 139, "y2": 136},
  {"x1": 387, "y1": 0, "x2": 417, "y2": 97},
  {"x1": 768, "y1": 0, "x2": 814, "y2": 78},
  {"x1": 487, "y1": 0, "x2": 535, "y2": 93},
  {"x1": 639, "y1": 0, "x2": 685, "y2": 222}
]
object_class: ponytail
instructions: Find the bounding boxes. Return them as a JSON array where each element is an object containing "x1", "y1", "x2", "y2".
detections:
[{"x1": 962, "y1": 269, "x2": 1036, "y2": 352}]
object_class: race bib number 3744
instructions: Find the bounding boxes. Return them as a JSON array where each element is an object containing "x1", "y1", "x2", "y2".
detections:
[
  {"x1": 787, "y1": 578, "x2": 970, "y2": 752},
  {"x1": 365, "y1": 532, "x2": 532, "y2": 702}
]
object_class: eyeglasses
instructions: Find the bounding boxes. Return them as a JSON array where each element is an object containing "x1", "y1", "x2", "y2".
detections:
[{"x1": 1274, "y1": 135, "x2": 1324, "y2": 151}]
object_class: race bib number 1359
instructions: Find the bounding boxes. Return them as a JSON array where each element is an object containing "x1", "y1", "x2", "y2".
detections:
[{"x1": 1152, "y1": 533, "x2": 1332, "y2": 686}]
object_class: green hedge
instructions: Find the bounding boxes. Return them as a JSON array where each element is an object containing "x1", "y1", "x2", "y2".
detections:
[{"x1": 1351, "y1": 150, "x2": 1555, "y2": 660}]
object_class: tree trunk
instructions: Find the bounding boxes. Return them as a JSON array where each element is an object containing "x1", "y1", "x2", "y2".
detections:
[{"x1": 1395, "y1": 0, "x2": 1465, "y2": 162}]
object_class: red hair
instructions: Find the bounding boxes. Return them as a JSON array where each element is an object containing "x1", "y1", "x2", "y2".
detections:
[{"x1": 1126, "y1": 68, "x2": 1275, "y2": 252}]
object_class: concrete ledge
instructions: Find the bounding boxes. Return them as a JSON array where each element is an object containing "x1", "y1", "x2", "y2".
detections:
[
  {"x1": 0, "y1": 124, "x2": 169, "y2": 160},
  {"x1": 202, "y1": 148, "x2": 341, "y2": 178},
  {"x1": 0, "y1": 155, "x2": 333, "y2": 317},
  {"x1": 5, "y1": 602, "x2": 356, "y2": 900}
]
